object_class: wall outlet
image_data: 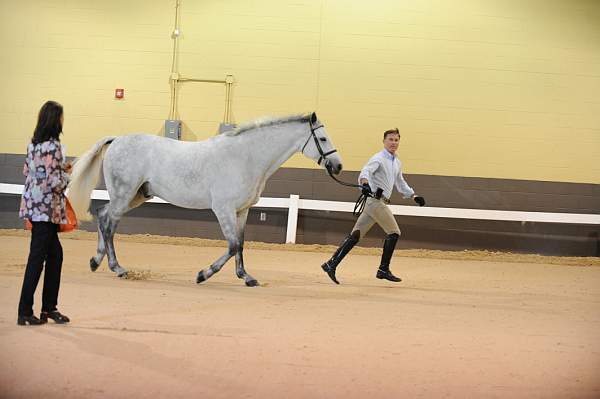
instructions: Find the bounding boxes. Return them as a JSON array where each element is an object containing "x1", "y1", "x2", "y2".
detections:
[{"x1": 260, "y1": 212, "x2": 266, "y2": 222}]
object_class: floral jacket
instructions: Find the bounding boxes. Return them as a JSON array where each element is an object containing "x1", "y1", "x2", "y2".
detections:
[{"x1": 19, "y1": 138, "x2": 70, "y2": 224}]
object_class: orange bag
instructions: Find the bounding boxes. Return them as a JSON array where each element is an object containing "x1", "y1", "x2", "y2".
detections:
[{"x1": 25, "y1": 197, "x2": 78, "y2": 233}]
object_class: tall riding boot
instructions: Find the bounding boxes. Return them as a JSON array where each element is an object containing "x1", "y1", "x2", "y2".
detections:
[
  {"x1": 321, "y1": 232, "x2": 359, "y2": 284},
  {"x1": 376, "y1": 233, "x2": 402, "y2": 282}
]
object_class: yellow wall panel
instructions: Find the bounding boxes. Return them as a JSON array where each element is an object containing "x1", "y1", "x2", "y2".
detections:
[{"x1": 1, "y1": 0, "x2": 598, "y2": 183}]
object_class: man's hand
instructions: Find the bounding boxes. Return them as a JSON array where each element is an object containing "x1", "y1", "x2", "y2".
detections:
[
  {"x1": 361, "y1": 183, "x2": 372, "y2": 196},
  {"x1": 413, "y1": 195, "x2": 426, "y2": 206}
]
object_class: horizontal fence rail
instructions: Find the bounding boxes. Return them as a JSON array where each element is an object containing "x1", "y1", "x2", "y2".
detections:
[{"x1": 2, "y1": 183, "x2": 599, "y2": 244}]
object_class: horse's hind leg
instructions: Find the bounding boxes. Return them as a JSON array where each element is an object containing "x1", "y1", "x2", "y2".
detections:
[
  {"x1": 90, "y1": 204, "x2": 108, "y2": 272},
  {"x1": 96, "y1": 181, "x2": 149, "y2": 277},
  {"x1": 97, "y1": 204, "x2": 127, "y2": 277},
  {"x1": 197, "y1": 206, "x2": 247, "y2": 285},
  {"x1": 234, "y1": 209, "x2": 257, "y2": 287}
]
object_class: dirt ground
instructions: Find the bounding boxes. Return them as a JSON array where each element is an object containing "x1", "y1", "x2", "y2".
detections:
[{"x1": 1, "y1": 229, "x2": 599, "y2": 399}]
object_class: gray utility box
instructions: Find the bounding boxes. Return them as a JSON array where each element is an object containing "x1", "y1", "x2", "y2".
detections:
[
  {"x1": 165, "y1": 119, "x2": 182, "y2": 140},
  {"x1": 218, "y1": 122, "x2": 237, "y2": 134}
]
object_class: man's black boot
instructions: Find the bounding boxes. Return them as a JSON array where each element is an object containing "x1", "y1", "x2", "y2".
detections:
[
  {"x1": 321, "y1": 232, "x2": 359, "y2": 284},
  {"x1": 376, "y1": 233, "x2": 402, "y2": 282}
]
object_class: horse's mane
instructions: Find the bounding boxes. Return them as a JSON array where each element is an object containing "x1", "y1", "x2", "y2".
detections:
[{"x1": 223, "y1": 113, "x2": 310, "y2": 136}]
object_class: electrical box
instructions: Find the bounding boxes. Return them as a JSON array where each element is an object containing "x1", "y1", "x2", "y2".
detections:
[
  {"x1": 218, "y1": 122, "x2": 237, "y2": 134},
  {"x1": 165, "y1": 120, "x2": 182, "y2": 140}
]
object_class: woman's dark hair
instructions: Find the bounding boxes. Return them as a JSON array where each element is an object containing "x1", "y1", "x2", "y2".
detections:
[{"x1": 32, "y1": 100, "x2": 63, "y2": 144}]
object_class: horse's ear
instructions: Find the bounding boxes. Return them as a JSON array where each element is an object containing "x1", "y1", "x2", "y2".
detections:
[{"x1": 310, "y1": 112, "x2": 317, "y2": 124}]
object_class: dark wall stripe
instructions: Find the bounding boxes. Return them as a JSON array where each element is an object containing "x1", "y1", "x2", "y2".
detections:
[{"x1": 2, "y1": 152, "x2": 599, "y2": 256}]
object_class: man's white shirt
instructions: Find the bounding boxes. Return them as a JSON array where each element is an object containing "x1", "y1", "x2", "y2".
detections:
[{"x1": 358, "y1": 149, "x2": 414, "y2": 200}]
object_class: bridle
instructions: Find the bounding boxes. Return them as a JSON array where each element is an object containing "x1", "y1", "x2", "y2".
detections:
[
  {"x1": 301, "y1": 120, "x2": 337, "y2": 166},
  {"x1": 301, "y1": 118, "x2": 370, "y2": 216}
]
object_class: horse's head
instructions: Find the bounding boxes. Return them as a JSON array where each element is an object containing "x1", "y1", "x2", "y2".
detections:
[{"x1": 301, "y1": 112, "x2": 343, "y2": 175}]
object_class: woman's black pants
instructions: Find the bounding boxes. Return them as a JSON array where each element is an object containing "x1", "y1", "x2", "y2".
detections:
[{"x1": 18, "y1": 222, "x2": 63, "y2": 317}]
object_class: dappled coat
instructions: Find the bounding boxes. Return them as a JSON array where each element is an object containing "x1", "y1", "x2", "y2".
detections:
[{"x1": 19, "y1": 138, "x2": 69, "y2": 224}]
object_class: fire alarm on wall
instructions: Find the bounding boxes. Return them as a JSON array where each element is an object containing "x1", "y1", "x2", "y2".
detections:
[{"x1": 115, "y1": 88, "x2": 124, "y2": 99}]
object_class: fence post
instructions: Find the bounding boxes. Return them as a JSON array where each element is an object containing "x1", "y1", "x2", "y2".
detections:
[{"x1": 286, "y1": 194, "x2": 300, "y2": 243}]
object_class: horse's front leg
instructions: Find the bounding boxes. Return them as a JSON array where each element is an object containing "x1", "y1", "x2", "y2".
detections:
[
  {"x1": 196, "y1": 251, "x2": 234, "y2": 284},
  {"x1": 196, "y1": 206, "x2": 246, "y2": 285},
  {"x1": 234, "y1": 208, "x2": 258, "y2": 287}
]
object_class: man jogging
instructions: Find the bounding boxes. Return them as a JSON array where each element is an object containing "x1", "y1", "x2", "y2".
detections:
[{"x1": 321, "y1": 128, "x2": 426, "y2": 284}]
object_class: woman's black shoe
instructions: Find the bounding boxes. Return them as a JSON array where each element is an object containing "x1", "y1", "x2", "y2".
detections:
[
  {"x1": 40, "y1": 311, "x2": 70, "y2": 324},
  {"x1": 17, "y1": 315, "x2": 44, "y2": 326}
]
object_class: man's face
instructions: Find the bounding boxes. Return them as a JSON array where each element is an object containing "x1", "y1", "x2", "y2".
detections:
[{"x1": 383, "y1": 133, "x2": 400, "y2": 154}]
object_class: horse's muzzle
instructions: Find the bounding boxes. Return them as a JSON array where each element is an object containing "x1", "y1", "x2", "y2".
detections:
[{"x1": 326, "y1": 160, "x2": 342, "y2": 175}]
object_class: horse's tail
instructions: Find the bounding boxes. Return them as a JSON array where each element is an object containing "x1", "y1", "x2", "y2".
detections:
[{"x1": 68, "y1": 136, "x2": 116, "y2": 221}]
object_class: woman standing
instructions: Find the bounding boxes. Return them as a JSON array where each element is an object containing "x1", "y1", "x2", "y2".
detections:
[{"x1": 17, "y1": 100, "x2": 72, "y2": 325}]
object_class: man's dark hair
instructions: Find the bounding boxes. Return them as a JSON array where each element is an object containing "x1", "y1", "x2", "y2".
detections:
[
  {"x1": 32, "y1": 100, "x2": 63, "y2": 144},
  {"x1": 383, "y1": 128, "x2": 399, "y2": 139}
]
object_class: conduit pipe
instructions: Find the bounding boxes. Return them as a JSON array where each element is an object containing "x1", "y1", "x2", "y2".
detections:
[{"x1": 168, "y1": 1, "x2": 235, "y2": 128}]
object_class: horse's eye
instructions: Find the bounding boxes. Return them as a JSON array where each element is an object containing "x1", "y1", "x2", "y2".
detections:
[{"x1": 319, "y1": 137, "x2": 327, "y2": 142}]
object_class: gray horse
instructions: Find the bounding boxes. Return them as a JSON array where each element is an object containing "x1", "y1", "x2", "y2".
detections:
[{"x1": 67, "y1": 113, "x2": 343, "y2": 286}]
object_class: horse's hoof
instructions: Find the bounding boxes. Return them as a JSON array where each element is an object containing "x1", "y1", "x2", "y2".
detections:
[
  {"x1": 196, "y1": 271, "x2": 206, "y2": 284},
  {"x1": 245, "y1": 279, "x2": 259, "y2": 287},
  {"x1": 112, "y1": 267, "x2": 128, "y2": 278},
  {"x1": 90, "y1": 257, "x2": 100, "y2": 272}
]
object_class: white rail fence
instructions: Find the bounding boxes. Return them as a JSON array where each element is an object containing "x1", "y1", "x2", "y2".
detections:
[{"x1": 2, "y1": 183, "x2": 599, "y2": 244}]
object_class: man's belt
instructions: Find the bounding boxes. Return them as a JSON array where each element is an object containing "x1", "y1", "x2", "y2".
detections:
[{"x1": 373, "y1": 189, "x2": 391, "y2": 204}]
